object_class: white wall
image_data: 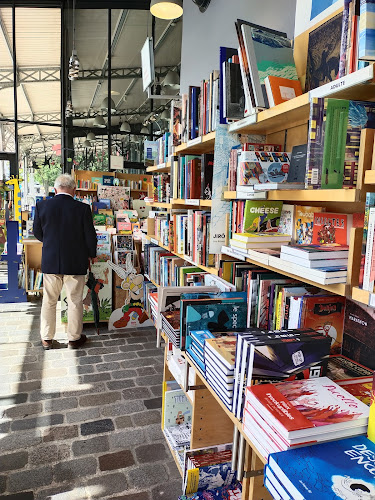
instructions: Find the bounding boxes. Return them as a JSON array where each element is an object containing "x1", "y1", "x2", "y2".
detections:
[{"x1": 180, "y1": 0, "x2": 297, "y2": 93}]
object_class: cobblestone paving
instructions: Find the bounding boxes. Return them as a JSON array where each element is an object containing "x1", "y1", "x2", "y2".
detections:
[{"x1": 0, "y1": 300, "x2": 181, "y2": 500}]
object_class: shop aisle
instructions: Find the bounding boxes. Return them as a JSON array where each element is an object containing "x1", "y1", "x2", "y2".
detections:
[{"x1": 0, "y1": 301, "x2": 181, "y2": 500}]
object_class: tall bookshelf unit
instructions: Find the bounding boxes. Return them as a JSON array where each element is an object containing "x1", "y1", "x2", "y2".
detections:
[{"x1": 145, "y1": 66, "x2": 375, "y2": 500}]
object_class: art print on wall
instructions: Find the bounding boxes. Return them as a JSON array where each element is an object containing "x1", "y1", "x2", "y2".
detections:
[{"x1": 305, "y1": 12, "x2": 342, "y2": 92}]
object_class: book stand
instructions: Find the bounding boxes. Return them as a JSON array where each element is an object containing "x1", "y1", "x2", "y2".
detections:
[{"x1": 0, "y1": 221, "x2": 27, "y2": 303}]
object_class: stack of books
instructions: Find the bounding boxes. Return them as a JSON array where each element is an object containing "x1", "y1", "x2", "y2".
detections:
[
  {"x1": 148, "y1": 291, "x2": 158, "y2": 325},
  {"x1": 164, "y1": 422, "x2": 192, "y2": 451},
  {"x1": 243, "y1": 377, "x2": 369, "y2": 459},
  {"x1": 265, "y1": 436, "x2": 375, "y2": 500},
  {"x1": 204, "y1": 336, "x2": 237, "y2": 410},
  {"x1": 161, "y1": 310, "x2": 180, "y2": 347},
  {"x1": 280, "y1": 244, "x2": 349, "y2": 284},
  {"x1": 185, "y1": 330, "x2": 215, "y2": 374},
  {"x1": 232, "y1": 328, "x2": 332, "y2": 420},
  {"x1": 230, "y1": 232, "x2": 291, "y2": 254}
]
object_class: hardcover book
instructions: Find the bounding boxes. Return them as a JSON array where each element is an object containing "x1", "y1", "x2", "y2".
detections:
[
  {"x1": 243, "y1": 200, "x2": 283, "y2": 233},
  {"x1": 294, "y1": 205, "x2": 323, "y2": 245},
  {"x1": 300, "y1": 295, "x2": 346, "y2": 354},
  {"x1": 184, "y1": 462, "x2": 238, "y2": 495},
  {"x1": 268, "y1": 436, "x2": 375, "y2": 500},
  {"x1": 205, "y1": 336, "x2": 238, "y2": 370},
  {"x1": 288, "y1": 144, "x2": 308, "y2": 184},
  {"x1": 264, "y1": 75, "x2": 303, "y2": 107},
  {"x1": 185, "y1": 302, "x2": 247, "y2": 337},
  {"x1": 337, "y1": 377, "x2": 373, "y2": 406},
  {"x1": 163, "y1": 389, "x2": 192, "y2": 428},
  {"x1": 312, "y1": 212, "x2": 351, "y2": 246},
  {"x1": 246, "y1": 377, "x2": 369, "y2": 439},
  {"x1": 201, "y1": 154, "x2": 214, "y2": 200},
  {"x1": 327, "y1": 354, "x2": 374, "y2": 380}
]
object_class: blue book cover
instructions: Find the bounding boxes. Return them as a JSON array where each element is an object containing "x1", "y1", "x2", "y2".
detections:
[
  {"x1": 269, "y1": 436, "x2": 375, "y2": 499},
  {"x1": 185, "y1": 302, "x2": 247, "y2": 338},
  {"x1": 189, "y1": 330, "x2": 215, "y2": 348},
  {"x1": 186, "y1": 348, "x2": 206, "y2": 373},
  {"x1": 102, "y1": 175, "x2": 114, "y2": 186}
]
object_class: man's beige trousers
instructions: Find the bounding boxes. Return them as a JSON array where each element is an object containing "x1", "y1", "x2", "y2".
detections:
[{"x1": 41, "y1": 274, "x2": 86, "y2": 342}]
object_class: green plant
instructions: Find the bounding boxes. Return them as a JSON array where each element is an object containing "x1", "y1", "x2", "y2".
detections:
[{"x1": 34, "y1": 157, "x2": 62, "y2": 194}]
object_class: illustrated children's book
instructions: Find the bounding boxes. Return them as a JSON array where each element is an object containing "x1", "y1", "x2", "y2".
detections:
[
  {"x1": 294, "y1": 205, "x2": 323, "y2": 245},
  {"x1": 268, "y1": 436, "x2": 375, "y2": 500},
  {"x1": 243, "y1": 200, "x2": 283, "y2": 233},
  {"x1": 163, "y1": 387, "x2": 192, "y2": 428}
]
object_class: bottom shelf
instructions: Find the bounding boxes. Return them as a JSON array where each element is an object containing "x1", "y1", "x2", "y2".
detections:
[{"x1": 162, "y1": 429, "x2": 184, "y2": 477}]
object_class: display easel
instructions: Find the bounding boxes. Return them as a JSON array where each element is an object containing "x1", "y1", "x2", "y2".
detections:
[{"x1": 0, "y1": 221, "x2": 27, "y2": 303}]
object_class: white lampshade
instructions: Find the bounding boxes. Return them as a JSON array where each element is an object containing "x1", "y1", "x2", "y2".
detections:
[
  {"x1": 120, "y1": 121, "x2": 131, "y2": 132},
  {"x1": 101, "y1": 97, "x2": 116, "y2": 112},
  {"x1": 161, "y1": 109, "x2": 170, "y2": 120},
  {"x1": 163, "y1": 70, "x2": 180, "y2": 89},
  {"x1": 86, "y1": 132, "x2": 96, "y2": 141},
  {"x1": 93, "y1": 116, "x2": 106, "y2": 128},
  {"x1": 150, "y1": 0, "x2": 183, "y2": 19},
  {"x1": 140, "y1": 126, "x2": 149, "y2": 134},
  {"x1": 82, "y1": 139, "x2": 91, "y2": 148}
]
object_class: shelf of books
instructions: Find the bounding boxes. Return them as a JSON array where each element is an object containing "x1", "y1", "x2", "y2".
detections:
[{"x1": 143, "y1": 7, "x2": 375, "y2": 499}]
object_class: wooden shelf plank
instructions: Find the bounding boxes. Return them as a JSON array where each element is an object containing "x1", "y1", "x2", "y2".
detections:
[
  {"x1": 174, "y1": 132, "x2": 216, "y2": 155},
  {"x1": 223, "y1": 189, "x2": 361, "y2": 202},
  {"x1": 171, "y1": 198, "x2": 212, "y2": 208},
  {"x1": 365, "y1": 170, "x2": 375, "y2": 185},
  {"x1": 145, "y1": 202, "x2": 172, "y2": 209},
  {"x1": 352, "y1": 286, "x2": 375, "y2": 307},
  {"x1": 146, "y1": 162, "x2": 171, "y2": 173}
]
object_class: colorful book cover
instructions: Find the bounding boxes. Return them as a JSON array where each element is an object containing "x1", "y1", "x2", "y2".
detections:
[
  {"x1": 185, "y1": 463, "x2": 238, "y2": 495},
  {"x1": 359, "y1": 193, "x2": 375, "y2": 286},
  {"x1": 305, "y1": 13, "x2": 342, "y2": 92},
  {"x1": 185, "y1": 302, "x2": 247, "y2": 337},
  {"x1": 264, "y1": 75, "x2": 303, "y2": 107},
  {"x1": 268, "y1": 436, "x2": 375, "y2": 499},
  {"x1": 277, "y1": 204, "x2": 295, "y2": 237},
  {"x1": 163, "y1": 389, "x2": 192, "y2": 428},
  {"x1": 205, "y1": 336, "x2": 238, "y2": 370},
  {"x1": 305, "y1": 97, "x2": 325, "y2": 189},
  {"x1": 247, "y1": 377, "x2": 369, "y2": 437},
  {"x1": 337, "y1": 377, "x2": 373, "y2": 405},
  {"x1": 243, "y1": 200, "x2": 283, "y2": 233},
  {"x1": 294, "y1": 205, "x2": 323, "y2": 245},
  {"x1": 312, "y1": 212, "x2": 350, "y2": 246},
  {"x1": 201, "y1": 154, "x2": 214, "y2": 200},
  {"x1": 342, "y1": 299, "x2": 375, "y2": 370},
  {"x1": 237, "y1": 159, "x2": 290, "y2": 186},
  {"x1": 300, "y1": 295, "x2": 346, "y2": 354}
]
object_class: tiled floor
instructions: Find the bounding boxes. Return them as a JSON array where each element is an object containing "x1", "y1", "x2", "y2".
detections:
[{"x1": 0, "y1": 300, "x2": 181, "y2": 500}]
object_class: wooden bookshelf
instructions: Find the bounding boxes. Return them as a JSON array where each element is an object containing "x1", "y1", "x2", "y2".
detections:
[
  {"x1": 146, "y1": 162, "x2": 171, "y2": 173},
  {"x1": 352, "y1": 286, "x2": 375, "y2": 307},
  {"x1": 365, "y1": 170, "x2": 375, "y2": 184},
  {"x1": 223, "y1": 189, "x2": 363, "y2": 203},
  {"x1": 145, "y1": 235, "x2": 219, "y2": 275},
  {"x1": 172, "y1": 198, "x2": 212, "y2": 208},
  {"x1": 145, "y1": 201, "x2": 172, "y2": 209},
  {"x1": 174, "y1": 131, "x2": 216, "y2": 155}
]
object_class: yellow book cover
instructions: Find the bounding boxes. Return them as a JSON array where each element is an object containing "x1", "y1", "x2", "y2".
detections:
[
  {"x1": 294, "y1": 205, "x2": 323, "y2": 245},
  {"x1": 368, "y1": 374, "x2": 375, "y2": 443},
  {"x1": 275, "y1": 291, "x2": 283, "y2": 330},
  {"x1": 185, "y1": 468, "x2": 200, "y2": 494}
]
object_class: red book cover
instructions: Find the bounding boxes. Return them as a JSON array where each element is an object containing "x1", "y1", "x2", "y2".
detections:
[
  {"x1": 336, "y1": 377, "x2": 373, "y2": 406},
  {"x1": 312, "y1": 212, "x2": 351, "y2": 246},
  {"x1": 300, "y1": 295, "x2": 346, "y2": 355}
]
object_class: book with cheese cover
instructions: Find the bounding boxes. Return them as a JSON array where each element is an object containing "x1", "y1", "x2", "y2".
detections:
[{"x1": 243, "y1": 200, "x2": 283, "y2": 233}]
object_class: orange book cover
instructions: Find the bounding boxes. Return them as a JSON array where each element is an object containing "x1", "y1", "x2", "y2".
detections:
[
  {"x1": 300, "y1": 295, "x2": 346, "y2": 355},
  {"x1": 264, "y1": 76, "x2": 303, "y2": 107},
  {"x1": 312, "y1": 213, "x2": 352, "y2": 246}
]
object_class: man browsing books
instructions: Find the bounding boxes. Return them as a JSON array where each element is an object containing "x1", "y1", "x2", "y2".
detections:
[{"x1": 33, "y1": 174, "x2": 97, "y2": 350}]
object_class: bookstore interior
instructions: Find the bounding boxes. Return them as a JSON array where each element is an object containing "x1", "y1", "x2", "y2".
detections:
[{"x1": 2, "y1": 0, "x2": 375, "y2": 498}]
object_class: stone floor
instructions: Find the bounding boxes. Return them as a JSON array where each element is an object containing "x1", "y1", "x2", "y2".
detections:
[{"x1": 0, "y1": 299, "x2": 181, "y2": 500}]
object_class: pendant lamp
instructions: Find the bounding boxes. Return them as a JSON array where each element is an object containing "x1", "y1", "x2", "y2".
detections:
[
  {"x1": 163, "y1": 70, "x2": 180, "y2": 89},
  {"x1": 150, "y1": 0, "x2": 183, "y2": 19},
  {"x1": 161, "y1": 109, "x2": 170, "y2": 120},
  {"x1": 86, "y1": 132, "x2": 96, "y2": 141},
  {"x1": 93, "y1": 116, "x2": 106, "y2": 128},
  {"x1": 140, "y1": 126, "x2": 149, "y2": 134},
  {"x1": 101, "y1": 97, "x2": 116, "y2": 112},
  {"x1": 68, "y1": 0, "x2": 80, "y2": 81},
  {"x1": 120, "y1": 121, "x2": 131, "y2": 133},
  {"x1": 82, "y1": 139, "x2": 91, "y2": 148}
]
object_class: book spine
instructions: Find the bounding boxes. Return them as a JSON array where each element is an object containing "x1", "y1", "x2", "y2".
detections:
[
  {"x1": 359, "y1": 0, "x2": 375, "y2": 61},
  {"x1": 339, "y1": 0, "x2": 352, "y2": 77},
  {"x1": 363, "y1": 208, "x2": 375, "y2": 290},
  {"x1": 305, "y1": 98, "x2": 325, "y2": 189}
]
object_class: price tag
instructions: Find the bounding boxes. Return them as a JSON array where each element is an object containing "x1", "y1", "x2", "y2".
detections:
[
  {"x1": 369, "y1": 293, "x2": 375, "y2": 308},
  {"x1": 185, "y1": 199, "x2": 200, "y2": 206},
  {"x1": 158, "y1": 163, "x2": 166, "y2": 169},
  {"x1": 236, "y1": 190, "x2": 267, "y2": 200},
  {"x1": 187, "y1": 137, "x2": 202, "y2": 147},
  {"x1": 151, "y1": 238, "x2": 158, "y2": 245}
]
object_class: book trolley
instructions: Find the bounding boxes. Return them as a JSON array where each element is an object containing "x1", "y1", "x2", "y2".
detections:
[{"x1": 145, "y1": 67, "x2": 375, "y2": 499}]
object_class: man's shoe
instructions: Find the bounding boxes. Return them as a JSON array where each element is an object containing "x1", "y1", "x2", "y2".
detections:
[
  {"x1": 68, "y1": 334, "x2": 87, "y2": 349},
  {"x1": 41, "y1": 339, "x2": 54, "y2": 350}
]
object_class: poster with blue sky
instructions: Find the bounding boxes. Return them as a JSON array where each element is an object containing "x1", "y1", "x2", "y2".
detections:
[{"x1": 311, "y1": 0, "x2": 337, "y2": 20}]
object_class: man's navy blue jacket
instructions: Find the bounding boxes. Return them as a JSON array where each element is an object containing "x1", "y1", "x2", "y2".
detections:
[{"x1": 33, "y1": 194, "x2": 97, "y2": 275}]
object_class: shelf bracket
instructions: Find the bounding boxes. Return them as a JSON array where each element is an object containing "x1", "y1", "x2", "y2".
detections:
[
  {"x1": 187, "y1": 384, "x2": 206, "y2": 391},
  {"x1": 243, "y1": 469, "x2": 264, "y2": 479}
]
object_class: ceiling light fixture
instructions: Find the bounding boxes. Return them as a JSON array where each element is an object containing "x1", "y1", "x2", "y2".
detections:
[
  {"x1": 161, "y1": 109, "x2": 170, "y2": 120},
  {"x1": 82, "y1": 139, "x2": 91, "y2": 148},
  {"x1": 150, "y1": 0, "x2": 183, "y2": 19},
  {"x1": 163, "y1": 70, "x2": 180, "y2": 89},
  {"x1": 93, "y1": 115, "x2": 106, "y2": 128},
  {"x1": 101, "y1": 97, "x2": 116, "y2": 112},
  {"x1": 120, "y1": 121, "x2": 131, "y2": 133},
  {"x1": 68, "y1": 0, "x2": 80, "y2": 81},
  {"x1": 86, "y1": 132, "x2": 96, "y2": 141},
  {"x1": 140, "y1": 126, "x2": 149, "y2": 134}
]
